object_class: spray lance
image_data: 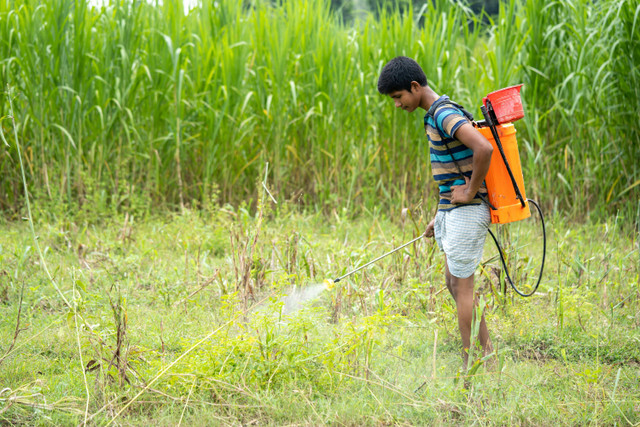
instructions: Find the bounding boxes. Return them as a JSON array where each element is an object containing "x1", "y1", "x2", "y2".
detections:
[{"x1": 324, "y1": 234, "x2": 425, "y2": 290}]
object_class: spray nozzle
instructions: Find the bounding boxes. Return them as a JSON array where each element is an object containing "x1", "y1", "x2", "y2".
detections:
[{"x1": 324, "y1": 279, "x2": 336, "y2": 290}]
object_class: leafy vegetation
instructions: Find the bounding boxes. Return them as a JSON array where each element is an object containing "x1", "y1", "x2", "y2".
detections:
[
  {"x1": 1, "y1": 0, "x2": 639, "y2": 219},
  {"x1": 0, "y1": 203, "x2": 638, "y2": 425}
]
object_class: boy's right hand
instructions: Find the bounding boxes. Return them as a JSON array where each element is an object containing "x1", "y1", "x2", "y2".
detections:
[{"x1": 424, "y1": 218, "x2": 436, "y2": 238}]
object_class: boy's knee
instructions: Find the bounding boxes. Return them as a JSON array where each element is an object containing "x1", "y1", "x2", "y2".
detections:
[{"x1": 450, "y1": 275, "x2": 475, "y2": 299}]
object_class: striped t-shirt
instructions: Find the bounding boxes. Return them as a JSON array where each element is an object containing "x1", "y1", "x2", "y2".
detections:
[{"x1": 424, "y1": 96, "x2": 487, "y2": 211}]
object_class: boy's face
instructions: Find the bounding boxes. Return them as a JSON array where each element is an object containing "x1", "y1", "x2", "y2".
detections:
[{"x1": 387, "y1": 81, "x2": 422, "y2": 112}]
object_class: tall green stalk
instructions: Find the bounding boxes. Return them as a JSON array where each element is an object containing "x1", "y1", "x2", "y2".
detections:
[{"x1": 0, "y1": 0, "x2": 638, "y2": 220}]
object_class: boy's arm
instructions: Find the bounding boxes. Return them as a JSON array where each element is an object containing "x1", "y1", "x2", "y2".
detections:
[{"x1": 450, "y1": 122, "x2": 493, "y2": 204}]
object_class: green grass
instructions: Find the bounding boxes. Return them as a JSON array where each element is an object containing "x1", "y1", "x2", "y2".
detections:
[{"x1": 0, "y1": 206, "x2": 638, "y2": 425}]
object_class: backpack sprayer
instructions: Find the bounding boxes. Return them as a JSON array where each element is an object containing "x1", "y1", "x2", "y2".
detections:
[
  {"x1": 324, "y1": 85, "x2": 546, "y2": 297},
  {"x1": 476, "y1": 84, "x2": 546, "y2": 297}
]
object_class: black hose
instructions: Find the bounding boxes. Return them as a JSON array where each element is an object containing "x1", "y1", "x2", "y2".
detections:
[{"x1": 486, "y1": 198, "x2": 546, "y2": 297}]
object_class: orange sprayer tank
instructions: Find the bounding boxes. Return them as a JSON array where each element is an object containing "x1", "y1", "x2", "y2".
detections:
[{"x1": 477, "y1": 123, "x2": 531, "y2": 224}]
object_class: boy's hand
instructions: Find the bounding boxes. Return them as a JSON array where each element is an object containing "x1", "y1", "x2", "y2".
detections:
[
  {"x1": 450, "y1": 176, "x2": 474, "y2": 204},
  {"x1": 424, "y1": 218, "x2": 436, "y2": 237}
]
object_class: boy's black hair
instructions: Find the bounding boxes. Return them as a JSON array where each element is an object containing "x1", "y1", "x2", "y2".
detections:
[{"x1": 377, "y1": 56, "x2": 428, "y2": 94}]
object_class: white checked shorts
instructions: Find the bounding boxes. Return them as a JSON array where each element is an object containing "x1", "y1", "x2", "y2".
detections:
[{"x1": 434, "y1": 203, "x2": 491, "y2": 278}]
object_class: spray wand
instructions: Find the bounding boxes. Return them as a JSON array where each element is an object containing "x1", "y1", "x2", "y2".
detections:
[{"x1": 324, "y1": 234, "x2": 425, "y2": 290}]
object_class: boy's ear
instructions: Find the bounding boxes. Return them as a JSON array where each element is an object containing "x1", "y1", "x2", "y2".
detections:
[{"x1": 410, "y1": 81, "x2": 422, "y2": 92}]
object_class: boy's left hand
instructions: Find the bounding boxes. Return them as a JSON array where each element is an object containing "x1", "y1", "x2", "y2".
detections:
[{"x1": 450, "y1": 176, "x2": 474, "y2": 204}]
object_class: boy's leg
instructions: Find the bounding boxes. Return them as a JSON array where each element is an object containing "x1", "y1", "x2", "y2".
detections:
[{"x1": 444, "y1": 257, "x2": 492, "y2": 369}]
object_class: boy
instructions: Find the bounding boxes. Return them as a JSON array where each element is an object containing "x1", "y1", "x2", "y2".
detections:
[{"x1": 377, "y1": 56, "x2": 494, "y2": 369}]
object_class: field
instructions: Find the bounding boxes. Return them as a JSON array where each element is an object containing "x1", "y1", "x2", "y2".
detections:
[
  {"x1": 0, "y1": 202, "x2": 639, "y2": 425},
  {"x1": 1, "y1": 0, "x2": 640, "y2": 425}
]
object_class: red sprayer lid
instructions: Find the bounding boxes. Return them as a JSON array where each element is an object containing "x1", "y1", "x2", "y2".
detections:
[{"x1": 483, "y1": 84, "x2": 524, "y2": 124}]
